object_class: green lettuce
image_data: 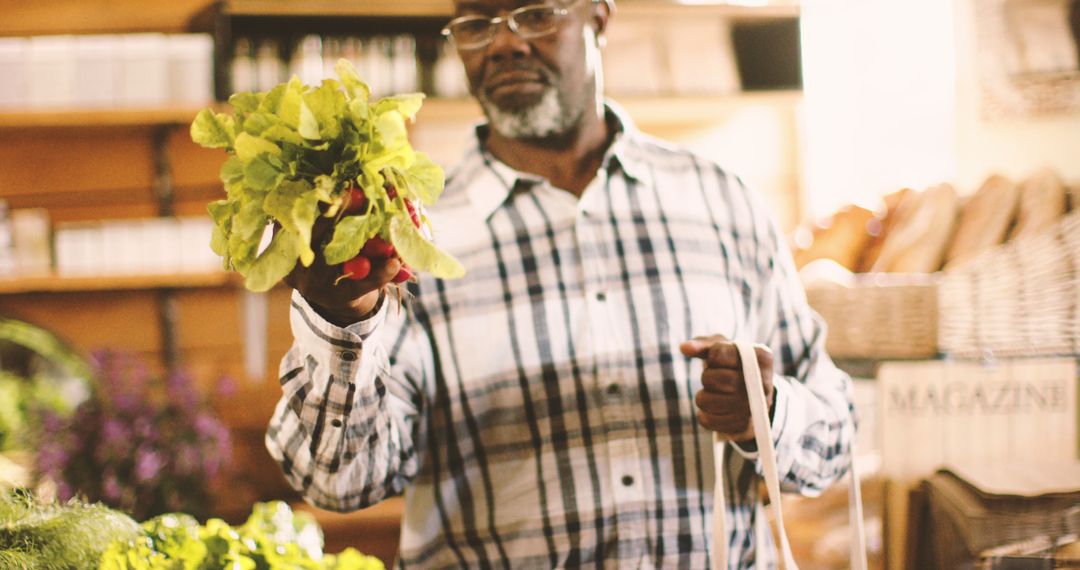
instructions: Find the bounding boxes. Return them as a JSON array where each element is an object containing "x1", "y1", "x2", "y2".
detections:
[{"x1": 191, "y1": 59, "x2": 465, "y2": 292}]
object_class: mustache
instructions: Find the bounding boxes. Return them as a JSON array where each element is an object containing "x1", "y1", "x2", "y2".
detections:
[{"x1": 484, "y1": 61, "x2": 554, "y2": 82}]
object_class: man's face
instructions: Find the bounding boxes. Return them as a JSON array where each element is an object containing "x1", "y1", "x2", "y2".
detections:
[{"x1": 450, "y1": 0, "x2": 602, "y2": 140}]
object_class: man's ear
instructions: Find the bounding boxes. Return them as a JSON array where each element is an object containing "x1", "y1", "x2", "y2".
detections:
[{"x1": 591, "y1": 0, "x2": 613, "y2": 47}]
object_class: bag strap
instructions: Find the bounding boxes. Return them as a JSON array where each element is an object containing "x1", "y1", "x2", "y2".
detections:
[{"x1": 711, "y1": 341, "x2": 867, "y2": 570}]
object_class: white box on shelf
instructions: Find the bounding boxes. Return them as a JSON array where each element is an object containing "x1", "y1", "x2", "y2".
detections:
[
  {"x1": 10, "y1": 208, "x2": 51, "y2": 275},
  {"x1": 391, "y1": 35, "x2": 418, "y2": 93},
  {"x1": 27, "y1": 35, "x2": 76, "y2": 108},
  {"x1": 100, "y1": 220, "x2": 142, "y2": 274},
  {"x1": 0, "y1": 38, "x2": 28, "y2": 108},
  {"x1": 663, "y1": 16, "x2": 741, "y2": 95},
  {"x1": 179, "y1": 217, "x2": 220, "y2": 272},
  {"x1": 135, "y1": 218, "x2": 171, "y2": 273},
  {"x1": 231, "y1": 37, "x2": 257, "y2": 93},
  {"x1": 167, "y1": 34, "x2": 214, "y2": 106},
  {"x1": 0, "y1": 200, "x2": 15, "y2": 276},
  {"x1": 55, "y1": 221, "x2": 103, "y2": 276},
  {"x1": 601, "y1": 18, "x2": 663, "y2": 96},
  {"x1": 120, "y1": 34, "x2": 169, "y2": 107},
  {"x1": 432, "y1": 42, "x2": 468, "y2": 98},
  {"x1": 74, "y1": 35, "x2": 121, "y2": 108}
]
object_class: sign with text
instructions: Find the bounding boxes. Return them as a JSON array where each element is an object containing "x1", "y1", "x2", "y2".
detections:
[{"x1": 878, "y1": 358, "x2": 1077, "y2": 481}]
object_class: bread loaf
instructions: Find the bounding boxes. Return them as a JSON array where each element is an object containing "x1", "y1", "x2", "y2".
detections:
[
  {"x1": 792, "y1": 205, "x2": 875, "y2": 271},
  {"x1": 944, "y1": 174, "x2": 1019, "y2": 269},
  {"x1": 871, "y1": 183, "x2": 959, "y2": 273},
  {"x1": 856, "y1": 187, "x2": 911, "y2": 272},
  {"x1": 1010, "y1": 167, "x2": 1066, "y2": 239}
]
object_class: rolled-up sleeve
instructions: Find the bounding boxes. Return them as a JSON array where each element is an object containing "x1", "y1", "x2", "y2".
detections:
[
  {"x1": 755, "y1": 213, "x2": 858, "y2": 496},
  {"x1": 265, "y1": 289, "x2": 435, "y2": 512}
]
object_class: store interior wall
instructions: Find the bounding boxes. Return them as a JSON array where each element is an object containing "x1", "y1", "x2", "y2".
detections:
[{"x1": 801, "y1": 0, "x2": 1080, "y2": 221}]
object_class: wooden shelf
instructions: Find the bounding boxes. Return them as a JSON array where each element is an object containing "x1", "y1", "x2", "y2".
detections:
[
  {"x1": 223, "y1": 0, "x2": 453, "y2": 18},
  {"x1": 0, "y1": 0, "x2": 217, "y2": 36},
  {"x1": 0, "y1": 107, "x2": 207, "y2": 130},
  {"x1": 221, "y1": 0, "x2": 798, "y2": 19},
  {"x1": 618, "y1": 1, "x2": 799, "y2": 19},
  {"x1": 0, "y1": 271, "x2": 237, "y2": 294}
]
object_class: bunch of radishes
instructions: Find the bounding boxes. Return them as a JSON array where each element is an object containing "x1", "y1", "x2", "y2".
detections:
[{"x1": 339, "y1": 183, "x2": 419, "y2": 284}]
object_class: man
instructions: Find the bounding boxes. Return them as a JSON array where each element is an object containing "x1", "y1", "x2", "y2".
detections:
[{"x1": 267, "y1": 0, "x2": 857, "y2": 567}]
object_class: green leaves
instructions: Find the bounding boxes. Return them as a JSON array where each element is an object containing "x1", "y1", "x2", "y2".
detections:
[
  {"x1": 190, "y1": 109, "x2": 236, "y2": 149},
  {"x1": 191, "y1": 58, "x2": 465, "y2": 292},
  {"x1": 100, "y1": 501, "x2": 385, "y2": 569},
  {"x1": 389, "y1": 216, "x2": 465, "y2": 279}
]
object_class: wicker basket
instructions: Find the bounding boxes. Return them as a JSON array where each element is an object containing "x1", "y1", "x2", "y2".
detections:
[
  {"x1": 939, "y1": 210, "x2": 1080, "y2": 358},
  {"x1": 805, "y1": 273, "x2": 940, "y2": 359}
]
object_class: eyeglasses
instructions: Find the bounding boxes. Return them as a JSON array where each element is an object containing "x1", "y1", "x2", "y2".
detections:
[{"x1": 441, "y1": 3, "x2": 572, "y2": 50}]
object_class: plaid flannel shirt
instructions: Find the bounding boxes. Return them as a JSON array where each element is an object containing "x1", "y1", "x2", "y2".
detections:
[{"x1": 266, "y1": 103, "x2": 857, "y2": 569}]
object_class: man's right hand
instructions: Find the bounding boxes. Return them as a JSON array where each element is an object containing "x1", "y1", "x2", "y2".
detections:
[{"x1": 283, "y1": 218, "x2": 402, "y2": 328}]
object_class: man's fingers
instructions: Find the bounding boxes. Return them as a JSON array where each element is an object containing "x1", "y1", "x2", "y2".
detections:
[
  {"x1": 695, "y1": 389, "x2": 745, "y2": 415},
  {"x1": 681, "y1": 337, "x2": 774, "y2": 373},
  {"x1": 700, "y1": 368, "x2": 741, "y2": 394},
  {"x1": 678, "y1": 335, "x2": 730, "y2": 359},
  {"x1": 696, "y1": 409, "x2": 750, "y2": 435}
]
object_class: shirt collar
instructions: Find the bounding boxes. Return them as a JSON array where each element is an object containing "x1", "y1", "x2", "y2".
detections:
[{"x1": 460, "y1": 100, "x2": 647, "y2": 221}]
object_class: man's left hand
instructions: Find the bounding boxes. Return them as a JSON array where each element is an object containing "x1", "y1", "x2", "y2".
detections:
[{"x1": 679, "y1": 335, "x2": 775, "y2": 443}]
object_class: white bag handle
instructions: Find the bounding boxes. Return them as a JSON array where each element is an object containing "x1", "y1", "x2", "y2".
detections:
[{"x1": 711, "y1": 341, "x2": 867, "y2": 570}]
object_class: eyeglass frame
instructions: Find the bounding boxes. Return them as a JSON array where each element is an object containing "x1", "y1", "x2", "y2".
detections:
[{"x1": 441, "y1": 0, "x2": 591, "y2": 50}]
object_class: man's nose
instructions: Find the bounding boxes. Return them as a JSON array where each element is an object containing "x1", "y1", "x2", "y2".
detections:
[{"x1": 486, "y1": 17, "x2": 531, "y2": 60}]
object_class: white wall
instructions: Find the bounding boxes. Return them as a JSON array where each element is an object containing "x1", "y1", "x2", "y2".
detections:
[
  {"x1": 800, "y1": 0, "x2": 958, "y2": 220},
  {"x1": 801, "y1": 0, "x2": 1080, "y2": 221}
]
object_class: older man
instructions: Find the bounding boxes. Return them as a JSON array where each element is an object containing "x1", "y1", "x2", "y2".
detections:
[{"x1": 267, "y1": 0, "x2": 857, "y2": 567}]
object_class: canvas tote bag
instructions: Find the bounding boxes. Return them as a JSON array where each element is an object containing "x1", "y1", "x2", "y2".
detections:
[{"x1": 712, "y1": 342, "x2": 868, "y2": 569}]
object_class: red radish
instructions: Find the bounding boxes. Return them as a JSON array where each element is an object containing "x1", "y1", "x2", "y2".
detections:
[
  {"x1": 343, "y1": 186, "x2": 367, "y2": 214},
  {"x1": 393, "y1": 265, "x2": 413, "y2": 284},
  {"x1": 405, "y1": 200, "x2": 421, "y2": 228},
  {"x1": 361, "y1": 236, "x2": 396, "y2": 260},
  {"x1": 342, "y1": 255, "x2": 372, "y2": 280},
  {"x1": 385, "y1": 182, "x2": 398, "y2": 200}
]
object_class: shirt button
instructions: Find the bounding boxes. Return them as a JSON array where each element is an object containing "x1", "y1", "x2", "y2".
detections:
[
  {"x1": 340, "y1": 351, "x2": 357, "y2": 361},
  {"x1": 595, "y1": 291, "x2": 606, "y2": 302},
  {"x1": 621, "y1": 475, "x2": 634, "y2": 487},
  {"x1": 606, "y1": 383, "x2": 620, "y2": 396},
  {"x1": 331, "y1": 419, "x2": 343, "y2": 428}
]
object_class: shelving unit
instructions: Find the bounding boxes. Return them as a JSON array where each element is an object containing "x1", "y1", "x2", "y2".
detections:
[
  {"x1": 0, "y1": 107, "x2": 204, "y2": 130},
  {"x1": 0, "y1": 0, "x2": 807, "y2": 549},
  {"x1": 0, "y1": 271, "x2": 235, "y2": 294}
]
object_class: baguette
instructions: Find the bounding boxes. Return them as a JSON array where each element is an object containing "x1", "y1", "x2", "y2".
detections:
[
  {"x1": 792, "y1": 205, "x2": 875, "y2": 271},
  {"x1": 1010, "y1": 167, "x2": 1066, "y2": 239},
  {"x1": 871, "y1": 183, "x2": 959, "y2": 273},
  {"x1": 856, "y1": 187, "x2": 912, "y2": 272},
  {"x1": 944, "y1": 174, "x2": 1019, "y2": 269}
]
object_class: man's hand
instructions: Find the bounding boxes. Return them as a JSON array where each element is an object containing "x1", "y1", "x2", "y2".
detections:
[
  {"x1": 679, "y1": 335, "x2": 775, "y2": 443},
  {"x1": 283, "y1": 217, "x2": 401, "y2": 327}
]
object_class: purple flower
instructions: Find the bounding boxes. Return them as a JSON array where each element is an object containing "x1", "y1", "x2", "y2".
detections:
[
  {"x1": 56, "y1": 481, "x2": 74, "y2": 502},
  {"x1": 101, "y1": 418, "x2": 129, "y2": 446},
  {"x1": 134, "y1": 448, "x2": 164, "y2": 483},
  {"x1": 216, "y1": 376, "x2": 238, "y2": 398},
  {"x1": 103, "y1": 473, "x2": 123, "y2": 502},
  {"x1": 37, "y1": 349, "x2": 233, "y2": 521}
]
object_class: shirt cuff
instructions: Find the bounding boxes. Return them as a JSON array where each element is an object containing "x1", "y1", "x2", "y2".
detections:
[
  {"x1": 730, "y1": 374, "x2": 784, "y2": 461},
  {"x1": 289, "y1": 289, "x2": 388, "y2": 362}
]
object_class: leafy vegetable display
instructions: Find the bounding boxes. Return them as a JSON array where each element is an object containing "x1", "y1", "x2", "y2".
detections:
[
  {"x1": 0, "y1": 491, "x2": 141, "y2": 569},
  {"x1": 191, "y1": 59, "x2": 465, "y2": 292},
  {"x1": 101, "y1": 501, "x2": 384, "y2": 570}
]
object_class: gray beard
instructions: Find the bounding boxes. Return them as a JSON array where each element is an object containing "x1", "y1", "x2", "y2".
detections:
[{"x1": 477, "y1": 84, "x2": 582, "y2": 140}]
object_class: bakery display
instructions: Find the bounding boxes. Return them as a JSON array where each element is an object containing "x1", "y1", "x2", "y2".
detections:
[{"x1": 944, "y1": 174, "x2": 1019, "y2": 269}]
